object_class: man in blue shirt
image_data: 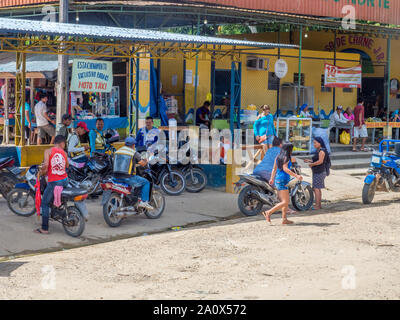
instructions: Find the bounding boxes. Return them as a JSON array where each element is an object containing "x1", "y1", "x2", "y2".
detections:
[
  {"x1": 89, "y1": 118, "x2": 106, "y2": 156},
  {"x1": 253, "y1": 136, "x2": 282, "y2": 182},
  {"x1": 20, "y1": 96, "x2": 32, "y2": 143},
  {"x1": 136, "y1": 116, "x2": 160, "y2": 150}
]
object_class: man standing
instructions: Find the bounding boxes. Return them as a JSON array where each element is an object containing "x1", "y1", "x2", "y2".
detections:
[
  {"x1": 136, "y1": 116, "x2": 160, "y2": 150},
  {"x1": 353, "y1": 98, "x2": 368, "y2": 152},
  {"x1": 67, "y1": 121, "x2": 90, "y2": 164},
  {"x1": 89, "y1": 118, "x2": 106, "y2": 156},
  {"x1": 35, "y1": 93, "x2": 56, "y2": 145},
  {"x1": 35, "y1": 135, "x2": 69, "y2": 234},
  {"x1": 57, "y1": 114, "x2": 72, "y2": 142},
  {"x1": 113, "y1": 137, "x2": 154, "y2": 210},
  {"x1": 20, "y1": 96, "x2": 32, "y2": 144}
]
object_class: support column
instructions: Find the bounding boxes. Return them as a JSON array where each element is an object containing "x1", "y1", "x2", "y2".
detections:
[
  {"x1": 2, "y1": 79, "x2": 9, "y2": 145},
  {"x1": 128, "y1": 51, "x2": 140, "y2": 135},
  {"x1": 277, "y1": 30, "x2": 281, "y2": 116},
  {"x1": 230, "y1": 60, "x2": 242, "y2": 138},
  {"x1": 297, "y1": 27, "x2": 303, "y2": 112},
  {"x1": 333, "y1": 30, "x2": 337, "y2": 112},
  {"x1": 386, "y1": 36, "x2": 391, "y2": 129},
  {"x1": 15, "y1": 52, "x2": 26, "y2": 146},
  {"x1": 56, "y1": 0, "x2": 69, "y2": 126},
  {"x1": 193, "y1": 13, "x2": 200, "y2": 126}
]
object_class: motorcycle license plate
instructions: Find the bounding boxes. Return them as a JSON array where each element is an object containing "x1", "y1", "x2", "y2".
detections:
[{"x1": 371, "y1": 155, "x2": 382, "y2": 167}]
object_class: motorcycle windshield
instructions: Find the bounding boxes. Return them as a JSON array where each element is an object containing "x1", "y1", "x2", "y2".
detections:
[{"x1": 113, "y1": 154, "x2": 132, "y2": 175}]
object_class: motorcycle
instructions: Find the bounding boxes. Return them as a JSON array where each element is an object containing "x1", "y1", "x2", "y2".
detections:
[
  {"x1": 136, "y1": 146, "x2": 186, "y2": 196},
  {"x1": 68, "y1": 133, "x2": 118, "y2": 196},
  {"x1": 100, "y1": 155, "x2": 166, "y2": 227},
  {"x1": 235, "y1": 163, "x2": 314, "y2": 216},
  {"x1": 362, "y1": 139, "x2": 400, "y2": 204},
  {"x1": 176, "y1": 149, "x2": 208, "y2": 193},
  {"x1": 0, "y1": 156, "x2": 22, "y2": 198},
  {"x1": 7, "y1": 165, "x2": 88, "y2": 237}
]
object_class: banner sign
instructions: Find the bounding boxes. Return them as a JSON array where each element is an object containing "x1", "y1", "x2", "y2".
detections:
[
  {"x1": 70, "y1": 59, "x2": 113, "y2": 92},
  {"x1": 324, "y1": 63, "x2": 362, "y2": 88}
]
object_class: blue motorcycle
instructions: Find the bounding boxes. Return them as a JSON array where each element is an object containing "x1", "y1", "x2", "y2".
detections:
[{"x1": 362, "y1": 139, "x2": 400, "y2": 204}]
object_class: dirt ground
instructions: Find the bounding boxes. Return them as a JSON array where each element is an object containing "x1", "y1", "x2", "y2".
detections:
[{"x1": 0, "y1": 188, "x2": 399, "y2": 299}]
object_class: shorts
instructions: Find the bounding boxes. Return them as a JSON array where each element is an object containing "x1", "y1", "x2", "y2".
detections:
[
  {"x1": 262, "y1": 135, "x2": 275, "y2": 145},
  {"x1": 353, "y1": 125, "x2": 368, "y2": 138},
  {"x1": 39, "y1": 124, "x2": 55, "y2": 139},
  {"x1": 312, "y1": 171, "x2": 326, "y2": 189},
  {"x1": 275, "y1": 180, "x2": 289, "y2": 191}
]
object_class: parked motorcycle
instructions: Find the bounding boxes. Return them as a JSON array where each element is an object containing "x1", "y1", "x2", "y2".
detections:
[
  {"x1": 101, "y1": 156, "x2": 166, "y2": 227},
  {"x1": 7, "y1": 165, "x2": 88, "y2": 237},
  {"x1": 236, "y1": 163, "x2": 314, "y2": 216},
  {"x1": 362, "y1": 139, "x2": 400, "y2": 204},
  {"x1": 177, "y1": 149, "x2": 208, "y2": 193},
  {"x1": 68, "y1": 131, "x2": 118, "y2": 196},
  {"x1": 0, "y1": 156, "x2": 22, "y2": 198},
  {"x1": 136, "y1": 146, "x2": 186, "y2": 196}
]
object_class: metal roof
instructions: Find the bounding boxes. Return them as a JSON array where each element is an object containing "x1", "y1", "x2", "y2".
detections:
[
  {"x1": 0, "y1": 17, "x2": 297, "y2": 49},
  {"x1": 0, "y1": 53, "x2": 73, "y2": 73}
]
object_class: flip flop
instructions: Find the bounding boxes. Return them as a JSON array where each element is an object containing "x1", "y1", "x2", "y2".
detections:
[
  {"x1": 352, "y1": 149, "x2": 358, "y2": 152},
  {"x1": 34, "y1": 228, "x2": 49, "y2": 235}
]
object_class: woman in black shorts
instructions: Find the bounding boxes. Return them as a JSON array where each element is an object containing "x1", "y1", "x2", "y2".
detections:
[{"x1": 304, "y1": 137, "x2": 330, "y2": 210}]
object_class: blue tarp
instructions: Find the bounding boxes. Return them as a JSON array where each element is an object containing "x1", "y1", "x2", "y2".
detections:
[
  {"x1": 150, "y1": 59, "x2": 168, "y2": 126},
  {"x1": 72, "y1": 117, "x2": 128, "y2": 130}
]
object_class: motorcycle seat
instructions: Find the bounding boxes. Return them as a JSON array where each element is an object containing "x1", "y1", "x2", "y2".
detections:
[
  {"x1": 111, "y1": 178, "x2": 130, "y2": 187},
  {"x1": 61, "y1": 188, "x2": 88, "y2": 197},
  {"x1": 0, "y1": 157, "x2": 13, "y2": 167}
]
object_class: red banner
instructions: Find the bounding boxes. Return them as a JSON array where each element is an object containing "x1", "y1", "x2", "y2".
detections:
[{"x1": 324, "y1": 63, "x2": 362, "y2": 89}]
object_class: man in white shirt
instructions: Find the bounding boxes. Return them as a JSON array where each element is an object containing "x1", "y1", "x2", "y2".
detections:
[
  {"x1": 35, "y1": 93, "x2": 56, "y2": 145},
  {"x1": 329, "y1": 105, "x2": 351, "y2": 141}
]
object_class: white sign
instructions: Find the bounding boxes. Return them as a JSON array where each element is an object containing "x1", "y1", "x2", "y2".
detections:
[
  {"x1": 70, "y1": 59, "x2": 113, "y2": 92},
  {"x1": 274, "y1": 59, "x2": 288, "y2": 79},
  {"x1": 185, "y1": 69, "x2": 193, "y2": 84}
]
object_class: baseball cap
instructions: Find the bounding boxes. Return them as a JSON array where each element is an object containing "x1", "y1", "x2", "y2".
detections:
[
  {"x1": 337, "y1": 105, "x2": 343, "y2": 110},
  {"x1": 77, "y1": 121, "x2": 89, "y2": 132},
  {"x1": 125, "y1": 136, "x2": 136, "y2": 146}
]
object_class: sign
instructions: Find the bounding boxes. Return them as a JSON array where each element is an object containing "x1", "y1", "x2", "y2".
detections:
[
  {"x1": 324, "y1": 63, "x2": 362, "y2": 88},
  {"x1": 70, "y1": 59, "x2": 113, "y2": 92},
  {"x1": 274, "y1": 59, "x2": 288, "y2": 79}
]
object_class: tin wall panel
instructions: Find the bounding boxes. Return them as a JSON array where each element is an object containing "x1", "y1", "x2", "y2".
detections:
[
  {"x1": 190, "y1": 0, "x2": 400, "y2": 25},
  {"x1": 0, "y1": 0, "x2": 54, "y2": 8}
]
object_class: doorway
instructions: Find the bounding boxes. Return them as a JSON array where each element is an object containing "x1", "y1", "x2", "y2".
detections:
[{"x1": 360, "y1": 77, "x2": 384, "y2": 118}]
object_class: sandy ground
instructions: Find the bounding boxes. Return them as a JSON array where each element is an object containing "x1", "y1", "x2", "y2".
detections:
[{"x1": 0, "y1": 169, "x2": 400, "y2": 299}]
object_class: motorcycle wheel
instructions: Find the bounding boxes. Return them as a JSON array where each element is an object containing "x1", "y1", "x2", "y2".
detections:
[
  {"x1": 7, "y1": 188, "x2": 35, "y2": 217},
  {"x1": 362, "y1": 181, "x2": 376, "y2": 204},
  {"x1": 103, "y1": 193, "x2": 124, "y2": 227},
  {"x1": 62, "y1": 206, "x2": 85, "y2": 237},
  {"x1": 0, "y1": 172, "x2": 19, "y2": 199},
  {"x1": 291, "y1": 184, "x2": 314, "y2": 211},
  {"x1": 184, "y1": 168, "x2": 208, "y2": 193},
  {"x1": 238, "y1": 185, "x2": 264, "y2": 216},
  {"x1": 160, "y1": 170, "x2": 185, "y2": 196},
  {"x1": 145, "y1": 189, "x2": 166, "y2": 219}
]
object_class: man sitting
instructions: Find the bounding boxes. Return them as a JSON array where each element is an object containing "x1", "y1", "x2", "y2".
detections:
[
  {"x1": 136, "y1": 116, "x2": 160, "y2": 152},
  {"x1": 113, "y1": 137, "x2": 154, "y2": 210},
  {"x1": 89, "y1": 118, "x2": 106, "y2": 157},
  {"x1": 253, "y1": 136, "x2": 282, "y2": 182},
  {"x1": 57, "y1": 114, "x2": 72, "y2": 142},
  {"x1": 329, "y1": 105, "x2": 351, "y2": 142},
  {"x1": 67, "y1": 121, "x2": 90, "y2": 166}
]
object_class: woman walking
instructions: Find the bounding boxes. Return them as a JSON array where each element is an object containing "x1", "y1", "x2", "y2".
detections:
[
  {"x1": 263, "y1": 142, "x2": 303, "y2": 225},
  {"x1": 254, "y1": 105, "x2": 276, "y2": 150},
  {"x1": 305, "y1": 137, "x2": 331, "y2": 210}
]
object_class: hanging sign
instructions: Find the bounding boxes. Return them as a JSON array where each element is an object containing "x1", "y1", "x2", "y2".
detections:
[
  {"x1": 274, "y1": 59, "x2": 288, "y2": 79},
  {"x1": 324, "y1": 63, "x2": 362, "y2": 88},
  {"x1": 70, "y1": 59, "x2": 113, "y2": 92}
]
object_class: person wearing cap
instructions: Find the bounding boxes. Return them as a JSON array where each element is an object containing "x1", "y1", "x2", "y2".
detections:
[
  {"x1": 57, "y1": 114, "x2": 72, "y2": 142},
  {"x1": 113, "y1": 137, "x2": 154, "y2": 210},
  {"x1": 67, "y1": 121, "x2": 90, "y2": 163},
  {"x1": 299, "y1": 104, "x2": 313, "y2": 118}
]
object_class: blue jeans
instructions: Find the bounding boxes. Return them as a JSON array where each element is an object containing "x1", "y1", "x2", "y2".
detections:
[
  {"x1": 122, "y1": 175, "x2": 150, "y2": 202},
  {"x1": 41, "y1": 178, "x2": 68, "y2": 231}
]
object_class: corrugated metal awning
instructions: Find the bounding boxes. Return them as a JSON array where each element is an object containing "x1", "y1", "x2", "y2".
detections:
[{"x1": 0, "y1": 17, "x2": 297, "y2": 49}]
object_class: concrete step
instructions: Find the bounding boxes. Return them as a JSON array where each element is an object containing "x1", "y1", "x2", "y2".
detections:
[{"x1": 330, "y1": 158, "x2": 371, "y2": 170}]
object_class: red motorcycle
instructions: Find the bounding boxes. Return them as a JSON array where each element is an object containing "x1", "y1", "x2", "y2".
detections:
[{"x1": 0, "y1": 157, "x2": 22, "y2": 199}]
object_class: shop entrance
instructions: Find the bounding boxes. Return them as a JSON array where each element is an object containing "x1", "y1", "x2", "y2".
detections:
[{"x1": 361, "y1": 77, "x2": 384, "y2": 118}]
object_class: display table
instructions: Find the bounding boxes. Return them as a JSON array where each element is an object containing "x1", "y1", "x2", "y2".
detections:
[
  {"x1": 276, "y1": 117, "x2": 312, "y2": 153},
  {"x1": 72, "y1": 117, "x2": 128, "y2": 130}
]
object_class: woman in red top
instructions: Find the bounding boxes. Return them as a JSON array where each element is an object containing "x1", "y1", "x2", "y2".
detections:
[{"x1": 35, "y1": 135, "x2": 69, "y2": 234}]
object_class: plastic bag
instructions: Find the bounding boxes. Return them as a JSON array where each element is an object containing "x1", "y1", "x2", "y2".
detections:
[{"x1": 340, "y1": 131, "x2": 350, "y2": 145}]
